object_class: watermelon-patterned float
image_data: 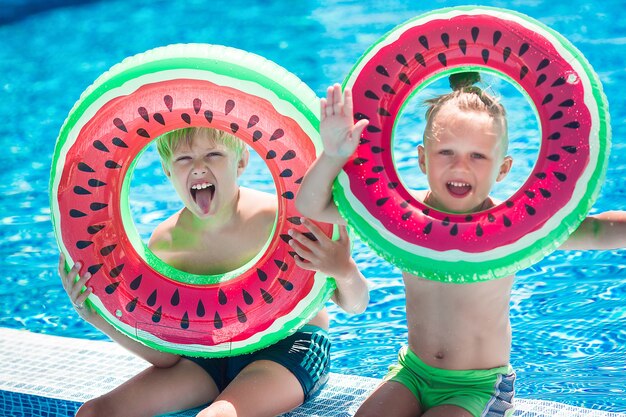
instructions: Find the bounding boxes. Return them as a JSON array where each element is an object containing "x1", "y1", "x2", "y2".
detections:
[
  {"x1": 335, "y1": 6, "x2": 611, "y2": 282},
  {"x1": 50, "y1": 44, "x2": 335, "y2": 356}
]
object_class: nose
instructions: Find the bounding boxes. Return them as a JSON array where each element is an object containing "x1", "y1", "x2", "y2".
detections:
[
  {"x1": 191, "y1": 160, "x2": 207, "y2": 176},
  {"x1": 451, "y1": 155, "x2": 470, "y2": 171}
]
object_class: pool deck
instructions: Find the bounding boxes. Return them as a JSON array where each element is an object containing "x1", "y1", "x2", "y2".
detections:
[{"x1": 1, "y1": 328, "x2": 624, "y2": 417}]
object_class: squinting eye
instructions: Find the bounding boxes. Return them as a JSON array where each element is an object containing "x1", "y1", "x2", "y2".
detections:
[
  {"x1": 472, "y1": 153, "x2": 486, "y2": 159},
  {"x1": 439, "y1": 150, "x2": 453, "y2": 155},
  {"x1": 174, "y1": 156, "x2": 191, "y2": 162}
]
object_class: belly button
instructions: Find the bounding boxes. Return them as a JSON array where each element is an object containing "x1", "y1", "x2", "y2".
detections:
[{"x1": 435, "y1": 352, "x2": 445, "y2": 359}]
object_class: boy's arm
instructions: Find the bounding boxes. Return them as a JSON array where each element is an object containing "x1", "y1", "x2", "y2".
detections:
[
  {"x1": 296, "y1": 84, "x2": 369, "y2": 225},
  {"x1": 559, "y1": 211, "x2": 626, "y2": 250},
  {"x1": 289, "y1": 218, "x2": 369, "y2": 314}
]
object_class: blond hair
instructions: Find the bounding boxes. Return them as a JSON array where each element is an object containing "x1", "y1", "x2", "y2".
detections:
[
  {"x1": 424, "y1": 72, "x2": 509, "y2": 154},
  {"x1": 156, "y1": 127, "x2": 246, "y2": 164}
]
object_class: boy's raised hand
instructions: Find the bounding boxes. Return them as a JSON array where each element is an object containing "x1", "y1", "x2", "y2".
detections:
[
  {"x1": 320, "y1": 84, "x2": 369, "y2": 158},
  {"x1": 58, "y1": 253, "x2": 95, "y2": 321}
]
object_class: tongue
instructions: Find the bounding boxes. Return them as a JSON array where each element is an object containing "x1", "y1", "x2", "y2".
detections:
[
  {"x1": 448, "y1": 184, "x2": 471, "y2": 196},
  {"x1": 194, "y1": 188, "x2": 213, "y2": 214}
]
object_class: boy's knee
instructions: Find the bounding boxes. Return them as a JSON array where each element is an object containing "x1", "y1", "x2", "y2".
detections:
[{"x1": 76, "y1": 397, "x2": 122, "y2": 417}]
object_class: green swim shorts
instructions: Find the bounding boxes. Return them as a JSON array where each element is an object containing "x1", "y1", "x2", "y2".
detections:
[{"x1": 385, "y1": 346, "x2": 516, "y2": 417}]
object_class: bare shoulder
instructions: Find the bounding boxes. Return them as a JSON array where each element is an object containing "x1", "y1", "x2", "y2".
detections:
[
  {"x1": 147, "y1": 211, "x2": 181, "y2": 251},
  {"x1": 239, "y1": 187, "x2": 278, "y2": 217}
]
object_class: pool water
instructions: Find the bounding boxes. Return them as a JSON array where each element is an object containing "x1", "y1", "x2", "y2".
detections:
[{"x1": 1, "y1": 0, "x2": 625, "y2": 413}]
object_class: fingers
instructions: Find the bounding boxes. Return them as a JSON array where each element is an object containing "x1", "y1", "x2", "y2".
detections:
[
  {"x1": 70, "y1": 270, "x2": 91, "y2": 302},
  {"x1": 352, "y1": 118, "x2": 369, "y2": 141}
]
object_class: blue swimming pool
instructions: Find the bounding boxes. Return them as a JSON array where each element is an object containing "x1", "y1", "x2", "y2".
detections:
[{"x1": 1, "y1": 0, "x2": 625, "y2": 413}]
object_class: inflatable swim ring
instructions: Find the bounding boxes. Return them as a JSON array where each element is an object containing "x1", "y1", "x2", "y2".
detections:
[
  {"x1": 334, "y1": 6, "x2": 610, "y2": 282},
  {"x1": 50, "y1": 44, "x2": 335, "y2": 357}
]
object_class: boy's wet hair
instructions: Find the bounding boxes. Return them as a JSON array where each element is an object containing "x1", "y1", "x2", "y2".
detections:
[
  {"x1": 156, "y1": 127, "x2": 246, "y2": 163},
  {"x1": 424, "y1": 72, "x2": 509, "y2": 153}
]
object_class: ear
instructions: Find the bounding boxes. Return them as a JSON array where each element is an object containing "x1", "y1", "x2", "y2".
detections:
[
  {"x1": 236, "y1": 147, "x2": 250, "y2": 177},
  {"x1": 417, "y1": 144, "x2": 427, "y2": 175},
  {"x1": 161, "y1": 160, "x2": 171, "y2": 178},
  {"x1": 496, "y1": 155, "x2": 513, "y2": 182}
]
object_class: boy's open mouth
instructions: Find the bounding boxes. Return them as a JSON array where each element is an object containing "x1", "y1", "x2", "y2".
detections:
[
  {"x1": 447, "y1": 181, "x2": 472, "y2": 197},
  {"x1": 190, "y1": 182, "x2": 215, "y2": 214}
]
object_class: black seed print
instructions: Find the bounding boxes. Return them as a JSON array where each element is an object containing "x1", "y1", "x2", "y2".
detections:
[
  {"x1": 402, "y1": 211, "x2": 412, "y2": 221},
  {"x1": 548, "y1": 154, "x2": 560, "y2": 161},
  {"x1": 372, "y1": 146, "x2": 384, "y2": 153},
  {"x1": 105, "y1": 160, "x2": 122, "y2": 169},
  {"x1": 112, "y1": 137, "x2": 128, "y2": 148},
  {"x1": 279, "y1": 169, "x2": 292, "y2": 178},
  {"x1": 93, "y1": 140, "x2": 109, "y2": 152},
  {"x1": 280, "y1": 234, "x2": 292, "y2": 243},
  {"x1": 113, "y1": 118, "x2": 127, "y2": 132},
  {"x1": 355, "y1": 112, "x2": 370, "y2": 120},
  {"x1": 482, "y1": 49, "x2": 489, "y2": 64},
  {"x1": 242, "y1": 289, "x2": 254, "y2": 305},
  {"x1": 471, "y1": 27, "x2": 479, "y2": 42},
  {"x1": 423, "y1": 222, "x2": 433, "y2": 234},
  {"x1": 442, "y1": 217, "x2": 450, "y2": 226},
  {"x1": 109, "y1": 264, "x2": 124, "y2": 278},
  {"x1": 270, "y1": 129, "x2": 284, "y2": 141},
  {"x1": 559, "y1": 99, "x2": 575, "y2": 107},
  {"x1": 287, "y1": 217, "x2": 301, "y2": 225},
  {"x1": 126, "y1": 297, "x2": 138, "y2": 312},
  {"x1": 105, "y1": 281, "x2": 120, "y2": 294},
  {"x1": 70, "y1": 209, "x2": 86, "y2": 218},
  {"x1": 542, "y1": 94, "x2": 554, "y2": 105},
  {"x1": 488, "y1": 213, "x2": 496, "y2": 223},
  {"x1": 261, "y1": 289, "x2": 273, "y2": 304},
  {"x1": 465, "y1": 215, "x2": 473, "y2": 222},
  {"x1": 230, "y1": 123, "x2": 239, "y2": 133},
  {"x1": 353, "y1": 157, "x2": 368, "y2": 165},
  {"x1": 214, "y1": 312, "x2": 223, "y2": 329},
  {"x1": 257, "y1": 268, "x2": 268, "y2": 281},
  {"x1": 382, "y1": 84, "x2": 396, "y2": 94},
  {"x1": 525, "y1": 190, "x2": 536, "y2": 199},
  {"x1": 562, "y1": 146, "x2": 577, "y2": 154},
  {"x1": 564, "y1": 122, "x2": 580, "y2": 129},
  {"x1": 450, "y1": 224, "x2": 458, "y2": 236},
  {"x1": 537, "y1": 59, "x2": 550, "y2": 71},
  {"x1": 548, "y1": 132, "x2": 560, "y2": 140},
  {"x1": 181, "y1": 312, "x2": 189, "y2": 329},
  {"x1": 552, "y1": 77, "x2": 566, "y2": 87},
  {"x1": 502, "y1": 46, "x2": 511, "y2": 63},
  {"x1": 78, "y1": 162, "x2": 95, "y2": 172},
  {"x1": 137, "y1": 128, "x2": 150, "y2": 138},
  {"x1": 181, "y1": 113, "x2": 191, "y2": 124},
  {"x1": 147, "y1": 290, "x2": 157, "y2": 306},
  {"x1": 438, "y1": 53, "x2": 447, "y2": 66},
  {"x1": 237, "y1": 307, "x2": 247, "y2": 323},
  {"x1": 554, "y1": 172, "x2": 567, "y2": 182},
  {"x1": 539, "y1": 188, "x2": 552, "y2": 198},
  {"x1": 138, "y1": 107, "x2": 149, "y2": 122},
  {"x1": 414, "y1": 53, "x2": 426, "y2": 66},
  {"x1": 87, "y1": 225, "x2": 105, "y2": 234},
  {"x1": 282, "y1": 150, "x2": 296, "y2": 160},
  {"x1": 365, "y1": 90, "x2": 379, "y2": 100},
  {"x1": 396, "y1": 54, "x2": 408, "y2": 66},
  {"x1": 164, "y1": 95, "x2": 173, "y2": 112},
  {"x1": 225, "y1": 99, "x2": 235, "y2": 115},
  {"x1": 550, "y1": 111, "x2": 563, "y2": 120},
  {"x1": 73, "y1": 186, "x2": 91, "y2": 195},
  {"x1": 90, "y1": 202, "x2": 108, "y2": 211},
  {"x1": 87, "y1": 264, "x2": 103, "y2": 274},
  {"x1": 378, "y1": 108, "x2": 391, "y2": 116},
  {"x1": 535, "y1": 172, "x2": 547, "y2": 179},
  {"x1": 493, "y1": 31, "x2": 502, "y2": 46},
  {"x1": 218, "y1": 289, "x2": 227, "y2": 305},
  {"x1": 253, "y1": 131, "x2": 263, "y2": 141},
  {"x1": 154, "y1": 113, "x2": 165, "y2": 125},
  {"x1": 366, "y1": 125, "x2": 381, "y2": 133},
  {"x1": 400, "y1": 201, "x2": 410, "y2": 208},
  {"x1": 441, "y1": 33, "x2": 450, "y2": 48},
  {"x1": 376, "y1": 65, "x2": 389, "y2": 77},
  {"x1": 536, "y1": 74, "x2": 547, "y2": 87},
  {"x1": 279, "y1": 279, "x2": 294, "y2": 290},
  {"x1": 275, "y1": 260, "x2": 288, "y2": 271},
  {"x1": 366, "y1": 178, "x2": 379, "y2": 185},
  {"x1": 476, "y1": 224, "x2": 483, "y2": 237},
  {"x1": 459, "y1": 39, "x2": 467, "y2": 55},
  {"x1": 130, "y1": 275, "x2": 142, "y2": 290},
  {"x1": 171, "y1": 289, "x2": 180, "y2": 306},
  {"x1": 266, "y1": 150, "x2": 276, "y2": 159},
  {"x1": 197, "y1": 300, "x2": 205, "y2": 317},
  {"x1": 503, "y1": 215, "x2": 512, "y2": 227},
  {"x1": 76, "y1": 240, "x2": 92, "y2": 249},
  {"x1": 193, "y1": 98, "x2": 202, "y2": 114},
  {"x1": 519, "y1": 43, "x2": 529, "y2": 56},
  {"x1": 398, "y1": 73, "x2": 411, "y2": 85},
  {"x1": 281, "y1": 191, "x2": 294, "y2": 199},
  {"x1": 100, "y1": 244, "x2": 116, "y2": 256},
  {"x1": 505, "y1": 201, "x2": 514, "y2": 208},
  {"x1": 152, "y1": 307, "x2": 162, "y2": 323},
  {"x1": 376, "y1": 197, "x2": 390, "y2": 206},
  {"x1": 525, "y1": 204, "x2": 536, "y2": 215},
  {"x1": 372, "y1": 166, "x2": 384, "y2": 173},
  {"x1": 247, "y1": 115, "x2": 259, "y2": 128},
  {"x1": 422, "y1": 208, "x2": 430, "y2": 215},
  {"x1": 419, "y1": 35, "x2": 429, "y2": 49},
  {"x1": 388, "y1": 182, "x2": 398, "y2": 189},
  {"x1": 204, "y1": 110, "x2": 213, "y2": 123},
  {"x1": 520, "y1": 66, "x2": 529, "y2": 80}
]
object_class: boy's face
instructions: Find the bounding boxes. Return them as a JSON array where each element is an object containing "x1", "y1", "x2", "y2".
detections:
[
  {"x1": 418, "y1": 105, "x2": 512, "y2": 213},
  {"x1": 162, "y1": 130, "x2": 249, "y2": 219}
]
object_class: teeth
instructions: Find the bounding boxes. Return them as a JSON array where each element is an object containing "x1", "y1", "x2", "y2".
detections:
[
  {"x1": 191, "y1": 182, "x2": 214, "y2": 190},
  {"x1": 448, "y1": 181, "x2": 470, "y2": 187}
]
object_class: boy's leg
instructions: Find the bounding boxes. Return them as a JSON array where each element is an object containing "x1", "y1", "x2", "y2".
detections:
[
  {"x1": 198, "y1": 359, "x2": 304, "y2": 417},
  {"x1": 77, "y1": 358, "x2": 219, "y2": 417},
  {"x1": 353, "y1": 380, "x2": 422, "y2": 417},
  {"x1": 423, "y1": 405, "x2": 473, "y2": 417}
]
